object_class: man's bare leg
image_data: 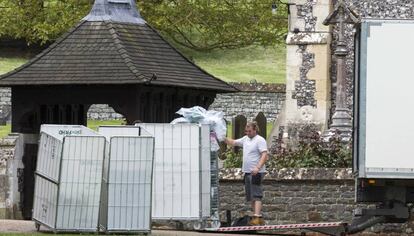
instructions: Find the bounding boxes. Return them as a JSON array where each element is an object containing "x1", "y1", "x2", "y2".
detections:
[
  {"x1": 251, "y1": 201, "x2": 255, "y2": 214},
  {"x1": 248, "y1": 200, "x2": 265, "y2": 225},
  {"x1": 254, "y1": 200, "x2": 262, "y2": 216}
]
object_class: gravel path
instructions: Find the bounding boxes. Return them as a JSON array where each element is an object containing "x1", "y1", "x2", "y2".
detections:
[
  {"x1": 0, "y1": 220, "x2": 36, "y2": 233},
  {"x1": 0, "y1": 220, "x2": 260, "y2": 235}
]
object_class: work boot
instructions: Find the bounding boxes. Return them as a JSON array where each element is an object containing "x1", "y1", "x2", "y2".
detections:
[{"x1": 248, "y1": 216, "x2": 265, "y2": 226}]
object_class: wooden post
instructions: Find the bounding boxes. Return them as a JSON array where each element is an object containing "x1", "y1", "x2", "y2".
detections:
[
  {"x1": 232, "y1": 115, "x2": 246, "y2": 153},
  {"x1": 255, "y1": 112, "x2": 267, "y2": 139}
]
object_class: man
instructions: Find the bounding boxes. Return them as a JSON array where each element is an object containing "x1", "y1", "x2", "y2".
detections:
[{"x1": 225, "y1": 121, "x2": 268, "y2": 226}]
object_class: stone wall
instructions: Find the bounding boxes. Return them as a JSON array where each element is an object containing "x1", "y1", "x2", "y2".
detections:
[
  {"x1": 0, "y1": 88, "x2": 11, "y2": 124},
  {"x1": 88, "y1": 82, "x2": 287, "y2": 122},
  {"x1": 219, "y1": 168, "x2": 414, "y2": 235},
  {"x1": 210, "y1": 82, "x2": 286, "y2": 122},
  {"x1": 331, "y1": 0, "x2": 414, "y2": 118},
  {"x1": 0, "y1": 134, "x2": 22, "y2": 219},
  {"x1": 283, "y1": 0, "x2": 332, "y2": 128},
  {"x1": 87, "y1": 104, "x2": 123, "y2": 120}
]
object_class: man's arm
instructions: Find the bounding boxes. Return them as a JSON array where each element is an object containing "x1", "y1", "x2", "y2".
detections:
[
  {"x1": 225, "y1": 137, "x2": 244, "y2": 147},
  {"x1": 251, "y1": 151, "x2": 268, "y2": 175},
  {"x1": 225, "y1": 137, "x2": 236, "y2": 146}
]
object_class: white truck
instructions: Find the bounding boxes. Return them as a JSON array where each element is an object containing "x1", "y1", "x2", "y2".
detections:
[{"x1": 351, "y1": 19, "x2": 414, "y2": 232}]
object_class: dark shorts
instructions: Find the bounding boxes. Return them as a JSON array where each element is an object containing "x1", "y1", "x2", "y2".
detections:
[{"x1": 244, "y1": 173, "x2": 264, "y2": 202}]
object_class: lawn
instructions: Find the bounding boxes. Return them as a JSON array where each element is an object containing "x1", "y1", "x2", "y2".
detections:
[
  {"x1": 0, "y1": 46, "x2": 286, "y2": 84},
  {"x1": 185, "y1": 46, "x2": 286, "y2": 84},
  {"x1": 0, "y1": 124, "x2": 11, "y2": 138},
  {"x1": 87, "y1": 119, "x2": 124, "y2": 131},
  {"x1": 0, "y1": 57, "x2": 27, "y2": 75}
]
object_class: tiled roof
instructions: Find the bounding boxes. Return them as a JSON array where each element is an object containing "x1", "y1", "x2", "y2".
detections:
[{"x1": 0, "y1": 2, "x2": 237, "y2": 92}]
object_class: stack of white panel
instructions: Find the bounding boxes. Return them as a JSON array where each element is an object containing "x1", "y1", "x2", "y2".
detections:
[
  {"x1": 98, "y1": 126, "x2": 155, "y2": 233},
  {"x1": 139, "y1": 123, "x2": 219, "y2": 229},
  {"x1": 33, "y1": 125, "x2": 106, "y2": 232}
]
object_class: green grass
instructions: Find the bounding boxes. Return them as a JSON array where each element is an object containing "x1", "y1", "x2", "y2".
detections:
[
  {"x1": 0, "y1": 46, "x2": 286, "y2": 84},
  {"x1": 185, "y1": 46, "x2": 286, "y2": 84},
  {"x1": 0, "y1": 57, "x2": 27, "y2": 75},
  {"x1": 86, "y1": 119, "x2": 124, "y2": 131},
  {"x1": 0, "y1": 124, "x2": 11, "y2": 138}
]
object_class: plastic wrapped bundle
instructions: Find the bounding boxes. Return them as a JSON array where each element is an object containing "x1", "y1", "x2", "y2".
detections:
[{"x1": 171, "y1": 106, "x2": 227, "y2": 151}]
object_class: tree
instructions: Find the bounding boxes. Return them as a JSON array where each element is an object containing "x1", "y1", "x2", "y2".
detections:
[
  {"x1": 138, "y1": 0, "x2": 288, "y2": 51},
  {"x1": 0, "y1": 0, "x2": 92, "y2": 45},
  {"x1": 0, "y1": 0, "x2": 288, "y2": 51}
]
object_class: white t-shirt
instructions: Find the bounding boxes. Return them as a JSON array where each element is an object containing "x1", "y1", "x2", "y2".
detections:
[{"x1": 235, "y1": 135, "x2": 268, "y2": 173}]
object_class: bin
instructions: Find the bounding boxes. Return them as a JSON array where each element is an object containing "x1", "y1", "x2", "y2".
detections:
[
  {"x1": 139, "y1": 123, "x2": 220, "y2": 229},
  {"x1": 98, "y1": 126, "x2": 155, "y2": 233},
  {"x1": 33, "y1": 125, "x2": 106, "y2": 232}
]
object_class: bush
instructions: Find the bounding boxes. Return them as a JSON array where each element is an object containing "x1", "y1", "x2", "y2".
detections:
[
  {"x1": 268, "y1": 128, "x2": 352, "y2": 168},
  {"x1": 220, "y1": 126, "x2": 352, "y2": 169},
  {"x1": 220, "y1": 147, "x2": 243, "y2": 168}
]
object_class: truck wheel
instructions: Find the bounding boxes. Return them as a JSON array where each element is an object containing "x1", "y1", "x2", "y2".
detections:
[{"x1": 193, "y1": 221, "x2": 205, "y2": 230}]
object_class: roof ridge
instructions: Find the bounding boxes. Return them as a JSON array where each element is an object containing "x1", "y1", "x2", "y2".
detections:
[
  {"x1": 106, "y1": 21, "x2": 152, "y2": 83},
  {"x1": 0, "y1": 21, "x2": 87, "y2": 80}
]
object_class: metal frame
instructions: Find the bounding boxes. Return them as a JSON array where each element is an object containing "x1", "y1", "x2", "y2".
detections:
[
  {"x1": 35, "y1": 131, "x2": 63, "y2": 182},
  {"x1": 33, "y1": 133, "x2": 106, "y2": 232},
  {"x1": 209, "y1": 150, "x2": 220, "y2": 228},
  {"x1": 98, "y1": 135, "x2": 155, "y2": 234},
  {"x1": 138, "y1": 123, "x2": 220, "y2": 230},
  {"x1": 355, "y1": 19, "x2": 414, "y2": 179}
]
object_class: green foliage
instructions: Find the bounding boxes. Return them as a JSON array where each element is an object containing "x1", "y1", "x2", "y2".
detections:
[
  {"x1": 139, "y1": 0, "x2": 288, "y2": 51},
  {"x1": 221, "y1": 147, "x2": 243, "y2": 168},
  {"x1": 268, "y1": 127, "x2": 352, "y2": 168},
  {"x1": 0, "y1": 0, "x2": 92, "y2": 45},
  {"x1": 0, "y1": 1, "x2": 288, "y2": 51},
  {"x1": 221, "y1": 124, "x2": 352, "y2": 169}
]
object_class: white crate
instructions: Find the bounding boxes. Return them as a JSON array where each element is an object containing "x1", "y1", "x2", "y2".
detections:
[
  {"x1": 33, "y1": 125, "x2": 106, "y2": 232},
  {"x1": 98, "y1": 126, "x2": 154, "y2": 233},
  {"x1": 138, "y1": 123, "x2": 219, "y2": 229}
]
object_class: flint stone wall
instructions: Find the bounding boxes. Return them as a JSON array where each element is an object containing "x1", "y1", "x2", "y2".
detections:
[
  {"x1": 209, "y1": 82, "x2": 286, "y2": 122},
  {"x1": 331, "y1": 0, "x2": 414, "y2": 118}
]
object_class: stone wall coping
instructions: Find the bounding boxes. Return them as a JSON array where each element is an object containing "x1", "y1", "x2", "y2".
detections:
[
  {"x1": 0, "y1": 134, "x2": 19, "y2": 146},
  {"x1": 229, "y1": 82, "x2": 286, "y2": 93},
  {"x1": 219, "y1": 168, "x2": 354, "y2": 181}
]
